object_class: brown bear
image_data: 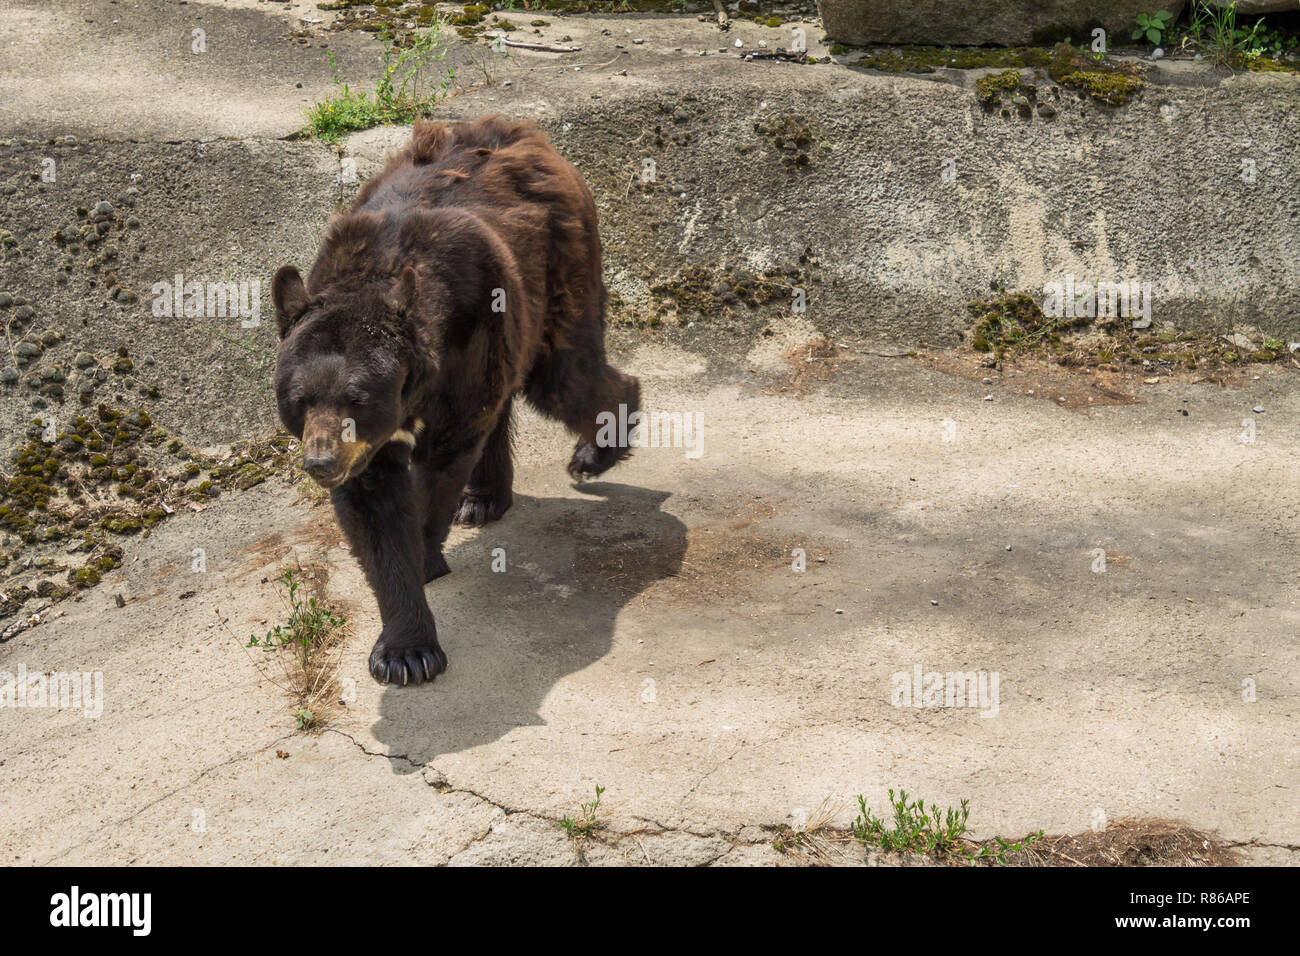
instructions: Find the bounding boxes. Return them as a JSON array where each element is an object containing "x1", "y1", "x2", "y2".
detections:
[{"x1": 271, "y1": 117, "x2": 640, "y2": 686}]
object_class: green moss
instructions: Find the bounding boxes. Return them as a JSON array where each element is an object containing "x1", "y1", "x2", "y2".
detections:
[
  {"x1": 976, "y1": 70, "x2": 1024, "y2": 107},
  {"x1": 965, "y1": 293, "x2": 1076, "y2": 359},
  {"x1": 845, "y1": 45, "x2": 1054, "y2": 74},
  {"x1": 753, "y1": 113, "x2": 817, "y2": 169},
  {"x1": 1246, "y1": 57, "x2": 1299, "y2": 74},
  {"x1": 71, "y1": 566, "x2": 102, "y2": 588},
  {"x1": 231, "y1": 462, "x2": 268, "y2": 491},
  {"x1": 101, "y1": 514, "x2": 142, "y2": 534},
  {"x1": 650, "y1": 263, "x2": 805, "y2": 319},
  {"x1": 452, "y1": 4, "x2": 488, "y2": 25},
  {"x1": 1057, "y1": 71, "x2": 1143, "y2": 106}
]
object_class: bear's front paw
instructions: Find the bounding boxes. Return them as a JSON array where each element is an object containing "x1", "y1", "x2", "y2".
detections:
[
  {"x1": 566, "y1": 439, "x2": 630, "y2": 481},
  {"x1": 454, "y1": 489, "x2": 513, "y2": 526},
  {"x1": 369, "y1": 625, "x2": 447, "y2": 686}
]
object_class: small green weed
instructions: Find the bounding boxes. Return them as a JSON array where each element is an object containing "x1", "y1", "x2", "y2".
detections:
[
  {"x1": 851, "y1": 789, "x2": 971, "y2": 857},
  {"x1": 242, "y1": 565, "x2": 349, "y2": 730},
  {"x1": 305, "y1": 25, "x2": 454, "y2": 141},
  {"x1": 852, "y1": 789, "x2": 1045, "y2": 865},
  {"x1": 248, "y1": 568, "x2": 346, "y2": 668},
  {"x1": 1132, "y1": 10, "x2": 1174, "y2": 46},
  {"x1": 560, "y1": 785, "x2": 606, "y2": 839}
]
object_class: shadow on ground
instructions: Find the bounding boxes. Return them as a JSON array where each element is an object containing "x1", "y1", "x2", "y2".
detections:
[{"x1": 371, "y1": 481, "x2": 686, "y2": 767}]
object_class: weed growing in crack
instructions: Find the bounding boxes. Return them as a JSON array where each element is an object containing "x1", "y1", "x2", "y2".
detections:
[
  {"x1": 241, "y1": 565, "x2": 348, "y2": 732},
  {"x1": 851, "y1": 789, "x2": 972, "y2": 857},
  {"x1": 851, "y1": 789, "x2": 1044, "y2": 865},
  {"x1": 560, "y1": 785, "x2": 606, "y2": 840}
]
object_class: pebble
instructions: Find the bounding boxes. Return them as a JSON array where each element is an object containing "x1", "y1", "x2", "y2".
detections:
[
  {"x1": 74, "y1": 352, "x2": 95, "y2": 367},
  {"x1": 983, "y1": 394, "x2": 993, "y2": 401},
  {"x1": 0, "y1": 368, "x2": 17, "y2": 383},
  {"x1": 1253, "y1": 405, "x2": 1264, "y2": 414},
  {"x1": 930, "y1": 599, "x2": 939, "y2": 606},
  {"x1": 982, "y1": 377, "x2": 992, "y2": 385},
  {"x1": 92, "y1": 200, "x2": 114, "y2": 218},
  {"x1": 1005, "y1": 545, "x2": 1012, "y2": 551},
  {"x1": 1152, "y1": 47, "x2": 1165, "y2": 59}
]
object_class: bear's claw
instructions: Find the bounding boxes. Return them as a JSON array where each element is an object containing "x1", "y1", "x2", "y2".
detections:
[
  {"x1": 369, "y1": 640, "x2": 447, "y2": 686},
  {"x1": 454, "y1": 490, "x2": 512, "y2": 526},
  {"x1": 567, "y1": 439, "x2": 630, "y2": 481}
]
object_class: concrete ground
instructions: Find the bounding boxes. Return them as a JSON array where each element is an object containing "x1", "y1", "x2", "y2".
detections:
[
  {"x1": 0, "y1": 1, "x2": 1297, "y2": 865},
  {"x1": 5, "y1": 349, "x2": 1298, "y2": 865}
]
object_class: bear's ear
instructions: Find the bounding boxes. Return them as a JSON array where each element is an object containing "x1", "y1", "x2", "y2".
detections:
[
  {"x1": 272, "y1": 265, "x2": 311, "y2": 339},
  {"x1": 382, "y1": 266, "x2": 420, "y2": 316}
]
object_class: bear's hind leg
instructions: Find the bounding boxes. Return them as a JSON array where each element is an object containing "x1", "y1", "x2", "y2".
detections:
[
  {"x1": 419, "y1": 450, "x2": 479, "y2": 583},
  {"x1": 526, "y1": 351, "x2": 640, "y2": 480},
  {"x1": 454, "y1": 399, "x2": 515, "y2": 527}
]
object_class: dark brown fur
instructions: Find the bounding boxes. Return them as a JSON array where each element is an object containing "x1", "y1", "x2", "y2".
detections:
[{"x1": 271, "y1": 117, "x2": 639, "y2": 685}]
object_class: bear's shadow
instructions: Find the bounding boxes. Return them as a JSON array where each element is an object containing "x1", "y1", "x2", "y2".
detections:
[{"x1": 369, "y1": 481, "x2": 686, "y2": 770}]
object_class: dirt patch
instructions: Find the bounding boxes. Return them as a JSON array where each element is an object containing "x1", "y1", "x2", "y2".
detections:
[
  {"x1": 919, "y1": 290, "x2": 1298, "y2": 409},
  {"x1": 563, "y1": 498, "x2": 816, "y2": 608},
  {"x1": 238, "y1": 507, "x2": 341, "y2": 579},
  {"x1": 763, "y1": 335, "x2": 851, "y2": 398}
]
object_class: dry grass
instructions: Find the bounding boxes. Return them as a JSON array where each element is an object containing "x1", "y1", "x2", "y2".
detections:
[
  {"x1": 1004, "y1": 819, "x2": 1239, "y2": 867},
  {"x1": 772, "y1": 796, "x2": 858, "y2": 864}
]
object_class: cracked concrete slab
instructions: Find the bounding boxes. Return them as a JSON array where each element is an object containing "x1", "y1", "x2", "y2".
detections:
[{"x1": 3, "y1": 354, "x2": 1297, "y2": 864}]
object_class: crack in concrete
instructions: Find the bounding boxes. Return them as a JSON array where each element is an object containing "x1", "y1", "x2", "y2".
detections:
[
  {"x1": 33, "y1": 731, "x2": 297, "y2": 866},
  {"x1": 326, "y1": 726, "x2": 778, "y2": 865}
]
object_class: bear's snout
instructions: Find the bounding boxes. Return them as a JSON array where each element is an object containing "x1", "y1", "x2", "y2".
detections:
[
  {"x1": 303, "y1": 450, "x2": 340, "y2": 483},
  {"x1": 301, "y1": 409, "x2": 357, "y2": 488}
]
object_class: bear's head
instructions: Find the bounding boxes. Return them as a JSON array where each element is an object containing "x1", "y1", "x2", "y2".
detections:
[{"x1": 271, "y1": 264, "x2": 422, "y2": 489}]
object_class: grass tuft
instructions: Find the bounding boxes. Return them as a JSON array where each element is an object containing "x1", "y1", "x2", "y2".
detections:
[{"x1": 305, "y1": 25, "x2": 454, "y2": 142}]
